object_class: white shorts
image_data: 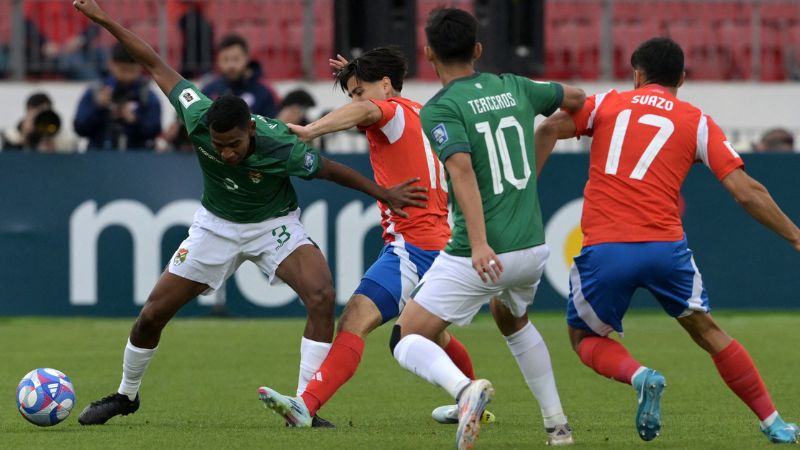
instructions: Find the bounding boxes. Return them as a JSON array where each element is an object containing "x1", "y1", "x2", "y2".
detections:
[
  {"x1": 413, "y1": 245, "x2": 550, "y2": 326},
  {"x1": 168, "y1": 207, "x2": 313, "y2": 294}
]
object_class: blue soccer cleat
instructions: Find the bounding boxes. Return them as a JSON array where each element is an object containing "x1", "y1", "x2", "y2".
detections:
[
  {"x1": 761, "y1": 416, "x2": 799, "y2": 444},
  {"x1": 632, "y1": 368, "x2": 666, "y2": 441}
]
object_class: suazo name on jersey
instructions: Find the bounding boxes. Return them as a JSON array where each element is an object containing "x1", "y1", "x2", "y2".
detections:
[{"x1": 631, "y1": 95, "x2": 674, "y2": 111}]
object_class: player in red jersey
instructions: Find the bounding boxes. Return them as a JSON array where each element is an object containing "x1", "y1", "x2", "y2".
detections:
[
  {"x1": 535, "y1": 37, "x2": 800, "y2": 443},
  {"x1": 258, "y1": 47, "x2": 493, "y2": 427}
]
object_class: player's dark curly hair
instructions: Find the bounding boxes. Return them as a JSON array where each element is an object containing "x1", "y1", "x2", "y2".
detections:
[
  {"x1": 335, "y1": 46, "x2": 407, "y2": 94},
  {"x1": 630, "y1": 37, "x2": 684, "y2": 87},
  {"x1": 207, "y1": 95, "x2": 251, "y2": 133},
  {"x1": 425, "y1": 8, "x2": 478, "y2": 64}
]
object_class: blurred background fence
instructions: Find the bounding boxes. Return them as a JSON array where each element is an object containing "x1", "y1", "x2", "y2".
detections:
[{"x1": 2, "y1": 0, "x2": 799, "y2": 81}]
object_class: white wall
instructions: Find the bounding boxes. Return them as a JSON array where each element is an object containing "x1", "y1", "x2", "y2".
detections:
[{"x1": 2, "y1": 80, "x2": 798, "y2": 152}]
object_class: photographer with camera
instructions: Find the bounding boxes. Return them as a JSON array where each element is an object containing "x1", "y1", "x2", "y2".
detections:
[
  {"x1": 1, "y1": 92, "x2": 75, "y2": 153},
  {"x1": 74, "y1": 43, "x2": 161, "y2": 150}
]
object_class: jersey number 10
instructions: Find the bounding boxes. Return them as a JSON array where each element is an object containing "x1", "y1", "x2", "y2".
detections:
[
  {"x1": 605, "y1": 109, "x2": 675, "y2": 180},
  {"x1": 475, "y1": 116, "x2": 532, "y2": 195}
]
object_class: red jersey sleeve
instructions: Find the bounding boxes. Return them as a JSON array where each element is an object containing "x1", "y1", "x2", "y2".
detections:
[
  {"x1": 359, "y1": 99, "x2": 407, "y2": 144},
  {"x1": 696, "y1": 115, "x2": 744, "y2": 180},
  {"x1": 570, "y1": 94, "x2": 596, "y2": 137}
]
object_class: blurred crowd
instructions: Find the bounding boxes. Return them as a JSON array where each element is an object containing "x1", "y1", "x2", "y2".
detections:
[
  {"x1": 0, "y1": 1, "x2": 794, "y2": 155},
  {"x1": 0, "y1": 29, "x2": 333, "y2": 154}
]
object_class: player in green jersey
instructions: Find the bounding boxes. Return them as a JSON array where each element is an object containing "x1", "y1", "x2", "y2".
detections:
[
  {"x1": 389, "y1": 8, "x2": 585, "y2": 449},
  {"x1": 72, "y1": 0, "x2": 426, "y2": 427}
]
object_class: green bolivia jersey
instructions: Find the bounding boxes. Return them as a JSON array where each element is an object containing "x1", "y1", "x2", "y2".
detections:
[
  {"x1": 421, "y1": 72, "x2": 563, "y2": 256},
  {"x1": 168, "y1": 79, "x2": 321, "y2": 223}
]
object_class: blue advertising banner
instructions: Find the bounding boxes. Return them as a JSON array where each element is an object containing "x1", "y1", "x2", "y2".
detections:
[{"x1": 0, "y1": 153, "x2": 797, "y2": 316}]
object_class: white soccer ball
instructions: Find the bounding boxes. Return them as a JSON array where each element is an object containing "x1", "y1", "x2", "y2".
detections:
[{"x1": 16, "y1": 368, "x2": 76, "y2": 426}]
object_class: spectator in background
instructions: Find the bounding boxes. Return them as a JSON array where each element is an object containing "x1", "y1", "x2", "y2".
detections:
[
  {"x1": 202, "y1": 34, "x2": 279, "y2": 118},
  {"x1": 24, "y1": 1, "x2": 105, "y2": 80},
  {"x1": 74, "y1": 43, "x2": 162, "y2": 151},
  {"x1": 1, "y1": 92, "x2": 75, "y2": 152},
  {"x1": 277, "y1": 89, "x2": 316, "y2": 126},
  {"x1": 159, "y1": 114, "x2": 195, "y2": 153},
  {"x1": 168, "y1": 0, "x2": 214, "y2": 78},
  {"x1": 754, "y1": 128, "x2": 795, "y2": 153}
]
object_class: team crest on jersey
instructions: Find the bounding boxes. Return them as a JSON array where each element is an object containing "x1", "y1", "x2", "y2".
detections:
[
  {"x1": 173, "y1": 248, "x2": 188, "y2": 266},
  {"x1": 178, "y1": 88, "x2": 200, "y2": 109},
  {"x1": 303, "y1": 153, "x2": 316, "y2": 172},
  {"x1": 248, "y1": 170, "x2": 263, "y2": 184},
  {"x1": 432, "y1": 123, "x2": 448, "y2": 146}
]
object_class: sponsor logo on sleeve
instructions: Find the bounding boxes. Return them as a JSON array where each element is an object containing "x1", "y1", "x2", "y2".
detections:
[
  {"x1": 432, "y1": 123, "x2": 448, "y2": 146},
  {"x1": 179, "y1": 88, "x2": 200, "y2": 109},
  {"x1": 303, "y1": 153, "x2": 316, "y2": 172},
  {"x1": 173, "y1": 248, "x2": 188, "y2": 266}
]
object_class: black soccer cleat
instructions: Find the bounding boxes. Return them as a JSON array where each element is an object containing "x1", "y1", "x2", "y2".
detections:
[
  {"x1": 78, "y1": 393, "x2": 140, "y2": 425},
  {"x1": 312, "y1": 415, "x2": 335, "y2": 428},
  {"x1": 283, "y1": 415, "x2": 336, "y2": 428}
]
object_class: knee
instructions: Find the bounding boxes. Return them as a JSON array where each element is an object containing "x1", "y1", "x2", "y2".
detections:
[
  {"x1": 492, "y1": 305, "x2": 527, "y2": 337},
  {"x1": 304, "y1": 284, "x2": 336, "y2": 318}
]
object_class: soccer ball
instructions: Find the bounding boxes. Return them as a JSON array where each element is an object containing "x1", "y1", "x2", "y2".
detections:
[{"x1": 16, "y1": 368, "x2": 76, "y2": 426}]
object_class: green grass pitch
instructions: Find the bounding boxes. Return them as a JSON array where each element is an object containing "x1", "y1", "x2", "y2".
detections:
[{"x1": 1, "y1": 312, "x2": 797, "y2": 449}]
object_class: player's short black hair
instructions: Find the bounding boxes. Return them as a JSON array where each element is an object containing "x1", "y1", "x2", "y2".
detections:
[
  {"x1": 630, "y1": 37, "x2": 684, "y2": 87},
  {"x1": 425, "y1": 8, "x2": 478, "y2": 64},
  {"x1": 207, "y1": 95, "x2": 251, "y2": 133},
  {"x1": 335, "y1": 46, "x2": 407, "y2": 93},
  {"x1": 279, "y1": 89, "x2": 316, "y2": 109},
  {"x1": 110, "y1": 43, "x2": 136, "y2": 64},
  {"x1": 26, "y1": 92, "x2": 52, "y2": 110},
  {"x1": 218, "y1": 34, "x2": 248, "y2": 53}
]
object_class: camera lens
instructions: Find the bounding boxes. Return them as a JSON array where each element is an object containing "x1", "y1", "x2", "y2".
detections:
[{"x1": 32, "y1": 110, "x2": 61, "y2": 137}]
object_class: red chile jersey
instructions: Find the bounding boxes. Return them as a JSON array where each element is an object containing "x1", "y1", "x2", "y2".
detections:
[
  {"x1": 359, "y1": 97, "x2": 451, "y2": 250},
  {"x1": 570, "y1": 84, "x2": 744, "y2": 246}
]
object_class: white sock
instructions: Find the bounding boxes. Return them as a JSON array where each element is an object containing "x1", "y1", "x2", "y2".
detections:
[
  {"x1": 630, "y1": 366, "x2": 648, "y2": 385},
  {"x1": 760, "y1": 410, "x2": 779, "y2": 429},
  {"x1": 393, "y1": 334, "x2": 471, "y2": 399},
  {"x1": 505, "y1": 322, "x2": 567, "y2": 429},
  {"x1": 296, "y1": 337, "x2": 332, "y2": 396},
  {"x1": 117, "y1": 339, "x2": 158, "y2": 401}
]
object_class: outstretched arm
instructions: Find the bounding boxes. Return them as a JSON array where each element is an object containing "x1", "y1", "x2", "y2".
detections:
[
  {"x1": 721, "y1": 168, "x2": 800, "y2": 251},
  {"x1": 288, "y1": 101, "x2": 383, "y2": 143},
  {"x1": 315, "y1": 157, "x2": 427, "y2": 219},
  {"x1": 73, "y1": 0, "x2": 182, "y2": 97},
  {"x1": 560, "y1": 84, "x2": 586, "y2": 113},
  {"x1": 534, "y1": 111, "x2": 577, "y2": 176}
]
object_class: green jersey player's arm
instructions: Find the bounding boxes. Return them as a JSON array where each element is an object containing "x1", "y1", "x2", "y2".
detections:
[
  {"x1": 534, "y1": 111, "x2": 576, "y2": 176},
  {"x1": 316, "y1": 157, "x2": 427, "y2": 219},
  {"x1": 421, "y1": 102, "x2": 503, "y2": 281},
  {"x1": 253, "y1": 132, "x2": 427, "y2": 219},
  {"x1": 74, "y1": 0, "x2": 183, "y2": 97},
  {"x1": 519, "y1": 77, "x2": 586, "y2": 115}
]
